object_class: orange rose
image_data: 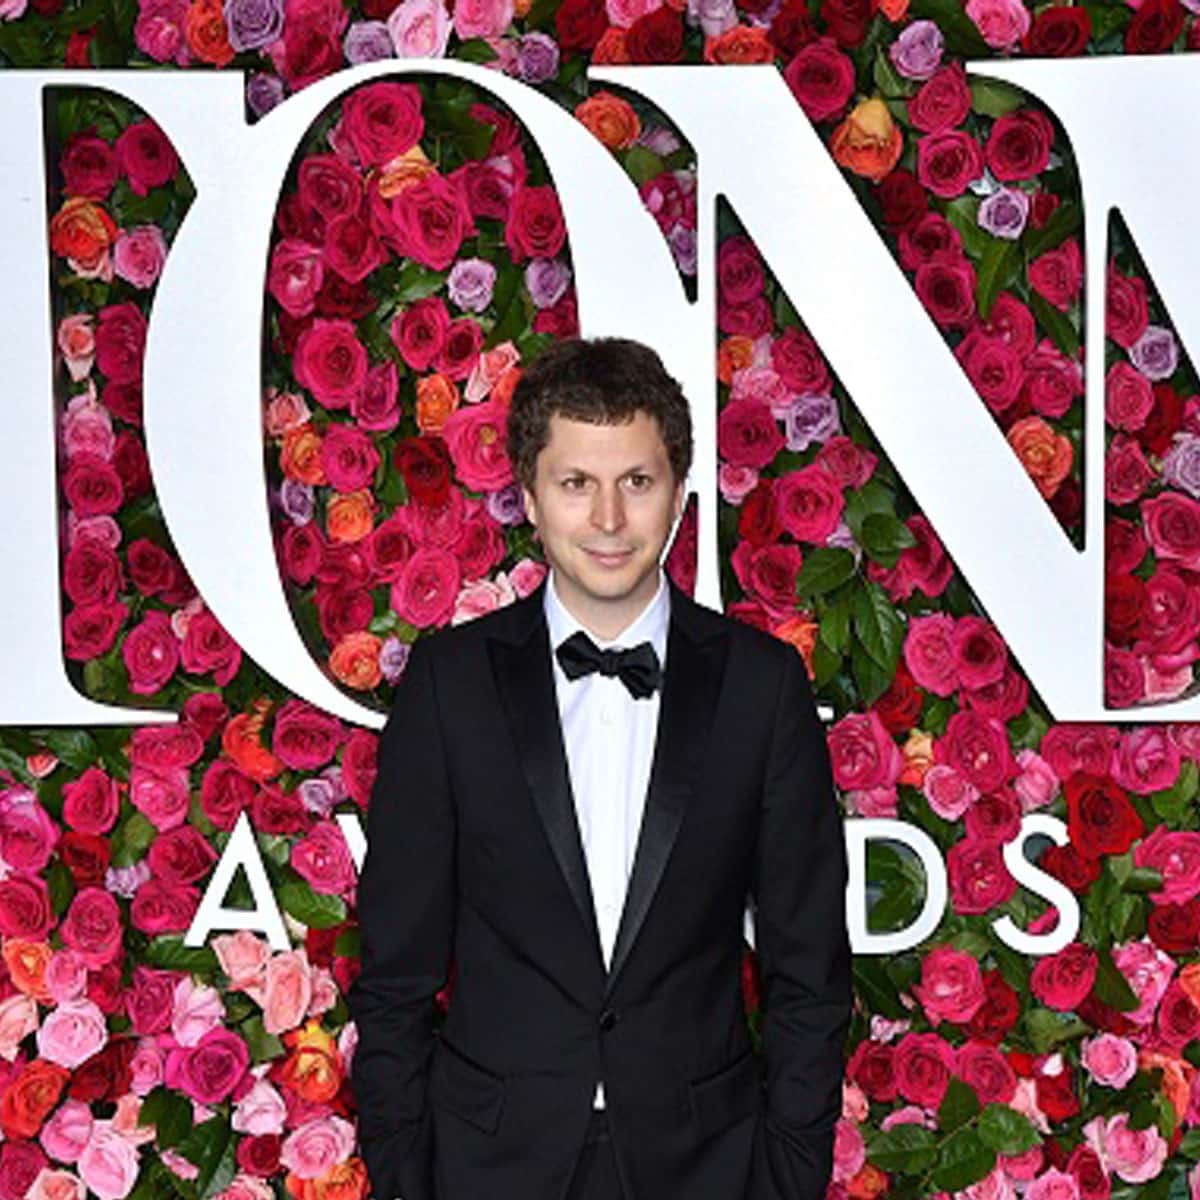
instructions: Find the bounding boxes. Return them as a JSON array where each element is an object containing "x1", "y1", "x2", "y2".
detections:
[
  {"x1": 831, "y1": 99, "x2": 904, "y2": 183},
  {"x1": 899, "y1": 730, "x2": 934, "y2": 787},
  {"x1": 512, "y1": 0, "x2": 533, "y2": 15},
  {"x1": 49, "y1": 197, "x2": 116, "y2": 268},
  {"x1": 877, "y1": 0, "x2": 910, "y2": 19},
  {"x1": 771, "y1": 617, "x2": 818, "y2": 679},
  {"x1": 416, "y1": 373, "x2": 460, "y2": 435},
  {"x1": 329, "y1": 632, "x2": 383, "y2": 691},
  {"x1": 1006, "y1": 415, "x2": 1072, "y2": 499},
  {"x1": 593, "y1": 28, "x2": 630, "y2": 64},
  {"x1": 1138, "y1": 1048, "x2": 1192, "y2": 1121},
  {"x1": 846, "y1": 1162, "x2": 889, "y2": 1200},
  {"x1": 281, "y1": 424, "x2": 327, "y2": 486},
  {"x1": 704, "y1": 26, "x2": 775, "y2": 63},
  {"x1": 0, "y1": 1058, "x2": 69, "y2": 1140},
  {"x1": 279, "y1": 1019, "x2": 343, "y2": 1103},
  {"x1": 574, "y1": 91, "x2": 641, "y2": 151},
  {"x1": 491, "y1": 366, "x2": 521, "y2": 409},
  {"x1": 326, "y1": 490, "x2": 375, "y2": 544},
  {"x1": 717, "y1": 336, "x2": 755, "y2": 385},
  {"x1": 185, "y1": 0, "x2": 235, "y2": 66},
  {"x1": 287, "y1": 1159, "x2": 370, "y2": 1200},
  {"x1": 1180, "y1": 962, "x2": 1200, "y2": 1008},
  {"x1": 2, "y1": 940, "x2": 52, "y2": 1002},
  {"x1": 222, "y1": 701, "x2": 284, "y2": 782},
  {"x1": 377, "y1": 146, "x2": 435, "y2": 200}
]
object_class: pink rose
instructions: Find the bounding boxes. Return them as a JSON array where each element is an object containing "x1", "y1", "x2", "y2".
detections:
[
  {"x1": 1083, "y1": 1112, "x2": 1167, "y2": 1184},
  {"x1": 0, "y1": 875, "x2": 53, "y2": 941},
  {"x1": 827, "y1": 710, "x2": 903, "y2": 791},
  {"x1": 388, "y1": 0, "x2": 452, "y2": 56},
  {"x1": 1111, "y1": 938, "x2": 1174, "y2": 1026},
  {"x1": 127, "y1": 1040, "x2": 164, "y2": 1095},
  {"x1": 171, "y1": 977, "x2": 225, "y2": 1047},
  {"x1": 279, "y1": 1115, "x2": 356, "y2": 1179},
  {"x1": 1013, "y1": 749, "x2": 1058, "y2": 811},
  {"x1": 922, "y1": 764, "x2": 978, "y2": 821},
  {"x1": 1143, "y1": 492, "x2": 1200, "y2": 571},
  {"x1": 1039, "y1": 724, "x2": 1119, "y2": 780},
  {"x1": 57, "y1": 314, "x2": 95, "y2": 382},
  {"x1": 508, "y1": 557, "x2": 547, "y2": 598},
  {"x1": 36, "y1": 999, "x2": 108, "y2": 1068},
  {"x1": 290, "y1": 821, "x2": 355, "y2": 897},
  {"x1": 892, "y1": 1031, "x2": 956, "y2": 1107},
  {"x1": 112, "y1": 226, "x2": 167, "y2": 289},
  {"x1": 1111, "y1": 726, "x2": 1181, "y2": 795},
  {"x1": 212, "y1": 930, "x2": 270, "y2": 997},
  {"x1": 60, "y1": 888, "x2": 122, "y2": 968},
  {"x1": 77, "y1": 1122, "x2": 139, "y2": 1200},
  {"x1": 1133, "y1": 825, "x2": 1200, "y2": 905},
  {"x1": 0, "y1": 994, "x2": 38, "y2": 1061},
  {"x1": 62, "y1": 393, "x2": 115, "y2": 463},
  {"x1": 262, "y1": 951, "x2": 314, "y2": 1036},
  {"x1": 39, "y1": 1097, "x2": 93, "y2": 1164},
  {"x1": 912, "y1": 945, "x2": 985, "y2": 1024},
  {"x1": 293, "y1": 319, "x2": 368, "y2": 410},
  {"x1": 129, "y1": 764, "x2": 190, "y2": 831},
  {"x1": 1029, "y1": 941, "x2": 1097, "y2": 1011},
  {"x1": 938, "y1": 710, "x2": 1016, "y2": 794},
  {"x1": 121, "y1": 610, "x2": 179, "y2": 695},
  {"x1": 1080, "y1": 1033, "x2": 1137, "y2": 1089},
  {"x1": 164, "y1": 1027, "x2": 250, "y2": 1104},
  {"x1": 831, "y1": 1116, "x2": 865, "y2": 1184},
  {"x1": 0, "y1": 787, "x2": 58, "y2": 873},
  {"x1": 124, "y1": 966, "x2": 181, "y2": 1035},
  {"x1": 271, "y1": 700, "x2": 345, "y2": 770},
  {"x1": 1025, "y1": 1168, "x2": 1081, "y2": 1200},
  {"x1": 232, "y1": 1077, "x2": 287, "y2": 1136},
  {"x1": 965, "y1": 0, "x2": 1030, "y2": 48},
  {"x1": 268, "y1": 240, "x2": 324, "y2": 319},
  {"x1": 947, "y1": 837, "x2": 1016, "y2": 914},
  {"x1": 441, "y1": 397, "x2": 513, "y2": 491},
  {"x1": 903, "y1": 613, "x2": 958, "y2": 696}
]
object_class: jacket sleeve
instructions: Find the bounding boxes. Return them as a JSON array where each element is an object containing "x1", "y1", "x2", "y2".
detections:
[
  {"x1": 348, "y1": 637, "x2": 456, "y2": 1200},
  {"x1": 748, "y1": 647, "x2": 853, "y2": 1200}
]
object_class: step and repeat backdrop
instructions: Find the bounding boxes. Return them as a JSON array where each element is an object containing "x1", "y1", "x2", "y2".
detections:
[{"x1": 1, "y1": 5, "x2": 1199, "y2": 1200}]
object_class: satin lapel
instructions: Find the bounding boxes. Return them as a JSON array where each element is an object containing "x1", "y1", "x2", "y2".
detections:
[
  {"x1": 486, "y1": 603, "x2": 604, "y2": 971},
  {"x1": 604, "y1": 597, "x2": 729, "y2": 1001}
]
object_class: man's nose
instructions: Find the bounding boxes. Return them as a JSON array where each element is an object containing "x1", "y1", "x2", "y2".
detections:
[{"x1": 591, "y1": 485, "x2": 625, "y2": 532}]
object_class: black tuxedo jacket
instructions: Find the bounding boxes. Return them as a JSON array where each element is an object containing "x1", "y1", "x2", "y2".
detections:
[{"x1": 348, "y1": 575, "x2": 852, "y2": 1200}]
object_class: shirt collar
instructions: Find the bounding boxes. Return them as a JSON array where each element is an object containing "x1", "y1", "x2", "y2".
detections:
[{"x1": 544, "y1": 566, "x2": 670, "y2": 662}]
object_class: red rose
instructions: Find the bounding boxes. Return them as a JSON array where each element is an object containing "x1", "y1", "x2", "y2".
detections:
[
  {"x1": 914, "y1": 258, "x2": 976, "y2": 330},
  {"x1": 388, "y1": 173, "x2": 476, "y2": 271},
  {"x1": 127, "y1": 538, "x2": 176, "y2": 596},
  {"x1": 238, "y1": 1133, "x2": 283, "y2": 1177},
  {"x1": 820, "y1": 0, "x2": 871, "y2": 46},
  {"x1": 1066, "y1": 1145, "x2": 1112, "y2": 1200},
  {"x1": 453, "y1": 515, "x2": 505, "y2": 580},
  {"x1": 847, "y1": 1039, "x2": 896, "y2": 1102},
  {"x1": 341, "y1": 729, "x2": 379, "y2": 809},
  {"x1": 125, "y1": 966, "x2": 181, "y2": 1035},
  {"x1": 452, "y1": 158, "x2": 519, "y2": 222},
  {"x1": 873, "y1": 663, "x2": 923, "y2": 734},
  {"x1": 1036, "y1": 1067, "x2": 1080, "y2": 1123},
  {"x1": 783, "y1": 37, "x2": 855, "y2": 123},
  {"x1": 315, "y1": 273, "x2": 374, "y2": 320},
  {"x1": 1125, "y1": 0, "x2": 1184, "y2": 52},
  {"x1": 718, "y1": 398, "x2": 784, "y2": 469},
  {"x1": 0, "y1": 876, "x2": 54, "y2": 940},
  {"x1": 61, "y1": 887, "x2": 122, "y2": 968},
  {"x1": 391, "y1": 296, "x2": 449, "y2": 372},
  {"x1": 718, "y1": 295, "x2": 773, "y2": 338},
  {"x1": 1135, "y1": 565, "x2": 1200, "y2": 655},
  {"x1": 59, "y1": 832, "x2": 110, "y2": 886},
  {"x1": 1143, "y1": 492, "x2": 1200, "y2": 571},
  {"x1": 114, "y1": 119, "x2": 179, "y2": 196},
  {"x1": 1106, "y1": 264, "x2": 1149, "y2": 349},
  {"x1": 1040, "y1": 841, "x2": 1102, "y2": 894},
  {"x1": 280, "y1": 522, "x2": 324, "y2": 587},
  {"x1": 774, "y1": 464, "x2": 845, "y2": 543},
  {"x1": 1023, "y1": 6, "x2": 1090, "y2": 55},
  {"x1": 0, "y1": 1060, "x2": 69, "y2": 1140},
  {"x1": 505, "y1": 185, "x2": 566, "y2": 263},
  {"x1": 434, "y1": 318, "x2": 484, "y2": 382},
  {"x1": 771, "y1": 327, "x2": 830, "y2": 394},
  {"x1": 269, "y1": 0, "x2": 344, "y2": 90},
  {"x1": 95, "y1": 302, "x2": 146, "y2": 385},
  {"x1": 297, "y1": 153, "x2": 361, "y2": 222},
  {"x1": 271, "y1": 699, "x2": 345, "y2": 771},
  {"x1": 61, "y1": 132, "x2": 119, "y2": 201},
  {"x1": 730, "y1": 542, "x2": 803, "y2": 619},
  {"x1": 1105, "y1": 645, "x2": 1143, "y2": 708},
  {"x1": 200, "y1": 761, "x2": 255, "y2": 831},
  {"x1": 183, "y1": 692, "x2": 229, "y2": 742},
  {"x1": 916, "y1": 129, "x2": 984, "y2": 198},
  {"x1": 294, "y1": 318, "x2": 368, "y2": 410},
  {"x1": 1040, "y1": 723, "x2": 1120, "y2": 779},
  {"x1": 63, "y1": 537, "x2": 122, "y2": 605},
  {"x1": 148, "y1": 825, "x2": 219, "y2": 886},
  {"x1": 63, "y1": 600, "x2": 126, "y2": 661},
  {"x1": 342, "y1": 82, "x2": 423, "y2": 167},
  {"x1": 874, "y1": 168, "x2": 927, "y2": 232},
  {"x1": 717, "y1": 236, "x2": 765, "y2": 305},
  {"x1": 532, "y1": 291, "x2": 579, "y2": 337},
  {"x1": 738, "y1": 481, "x2": 783, "y2": 547},
  {"x1": 908, "y1": 64, "x2": 971, "y2": 134},
  {"x1": 626, "y1": 6, "x2": 684, "y2": 62},
  {"x1": 315, "y1": 586, "x2": 372, "y2": 643},
  {"x1": 1029, "y1": 239, "x2": 1082, "y2": 311},
  {"x1": 555, "y1": 0, "x2": 607, "y2": 51},
  {"x1": 121, "y1": 610, "x2": 180, "y2": 695},
  {"x1": 129, "y1": 878, "x2": 200, "y2": 935},
  {"x1": 984, "y1": 109, "x2": 1054, "y2": 182},
  {"x1": 324, "y1": 213, "x2": 384, "y2": 285},
  {"x1": 69, "y1": 1036, "x2": 135, "y2": 1101},
  {"x1": 366, "y1": 515, "x2": 415, "y2": 582},
  {"x1": 898, "y1": 213, "x2": 962, "y2": 272},
  {"x1": 392, "y1": 548, "x2": 461, "y2": 628},
  {"x1": 62, "y1": 454, "x2": 123, "y2": 518},
  {"x1": 963, "y1": 969, "x2": 1020, "y2": 1044},
  {"x1": 1140, "y1": 384, "x2": 1185, "y2": 456},
  {"x1": 955, "y1": 332, "x2": 1023, "y2": 414},
  {"x1": 1063, "y1": 772, "x2": 1143, "y2": 859},
  {"x1": 1148, "y1": 898, "x2": 1200, "y2": 955},
  {"x1": 0, "y1": 1141, "x2": 47, "y2": 1200},
  {"x1": 127, "y1": 718, "x2": 206, "y2": 775},
  {"x1": 1105, "y1": 573, "x2": 1145, "y2": 645}
]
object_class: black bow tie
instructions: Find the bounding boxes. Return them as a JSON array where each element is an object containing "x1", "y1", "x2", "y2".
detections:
[{"x1": 554, "y1": 631, "x2": 662, "y2": 699}]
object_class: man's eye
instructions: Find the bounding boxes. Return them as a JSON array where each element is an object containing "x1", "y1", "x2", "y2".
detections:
[
  {"x1": 563, "y1": 477, "x2": 584, "y2": 490},
  {"x1": 627, "y1": 474, "x2": 651, "y2": 488}
]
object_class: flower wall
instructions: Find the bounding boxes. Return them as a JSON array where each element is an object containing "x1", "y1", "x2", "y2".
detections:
[{"x1": 7, "y1": 6, "x2": 1200, "y2": 1200}]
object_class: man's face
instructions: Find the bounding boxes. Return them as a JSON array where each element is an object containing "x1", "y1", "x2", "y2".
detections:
[{"x1": 521, "y1": 411, "x2": 685, "y2": 630}]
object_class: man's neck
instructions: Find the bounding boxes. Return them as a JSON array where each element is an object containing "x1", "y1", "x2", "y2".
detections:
[{"x1": 550, "y1": 567, "x2": 663, "y2": 643}]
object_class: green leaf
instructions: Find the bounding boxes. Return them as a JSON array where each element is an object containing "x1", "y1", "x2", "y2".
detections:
[
  {"x1": 453, "y1": 37, "x2": 499, "y2": 63},
  {"x1": 976, "y1": 239, "x2": 1022, "y2": 321},
  {"x1": 1029, "y1": 292, "x2": 1080, "y2": 360},
  {"x1": 796, "y1": 548, "x2": 857, "y2": 597},
  {"x1": 277, "y1": 873, "x2": 347, "y2": 929},
  {"x1": 969, "y1": 79, "x2": 1026, "y2": 118},
  {"x1": 176, "y1": 1116, "x2": 231, "y2": 1197},
  {"x1": 1094, "y1": 943, "x2": 1139, "y2": 1011},
  {"x1": 335, "y1": 927, "x2": 361, "y2": 957},
  {"x1": 944, "y1": 196, "x2": 992, "y2": 260},
  {"x1": 111, "y1": 810, "x2": 157, "y2": 868},
  {"x1": 1084, "y1": 2, "x2": 1132, "y2": 44},
  {"x1": 866, "y1": 1123, "x2": 937, "y2": 1174},
  {"x1": 241, "y1": 1014, "x2": 285, "y2": 1064},
  {"x1": 393, "y1": 261, "x2": 446, "y2": 303},
  {"x1": 851, "y1": 582, "x2": 905, "y2": 671},
  {"x1": 861, "y1": 513, "x2": 917, "y2": 567},
  {"x1": 811, "y1": 640, "x2": 842, "y2": 689},
  {"x1": 1123, "y1": 867, "x2": 1165, "y2": 894},
  {"x1": 148, "y1": 1086, "x2": 194, "y2": 1149},
  {"x1": 621, "y1": 145, "x2": 665, "y2": 187},
  {"x1": 819, "y1": 593, "x2": 851, "y2": 655},
  {"x1": 1024, "y1": 1008, "x2": 1089, "y2": 1054},
  {"x1": 931, "y1": 1125, "x2": 996, "y2": 1192},
  {"x1": 907, "y1": 0, "x2": 990, "y2": 55},
  {"x1": 873, "y1": 47, "x2": 914, "y2": 99},
  {"x1": 1178, "y1": 1126, "x2": 1200, "y2": 1159},
  {"x1": 46, "y1": 859, "x2": 75, "y2": 917},
  {"x1": 1024, "y1": 202, "x2": 1082, "y2": 261},
  {"x1": 978, "y1": 1101, "x2": 1041, "y2": 1154},
  {"x1": 41, "y1": 729, "x2": 101, "y2": 772},
  {"x1": 852, "y1": 959, "x2": 906, "y2": 1020},
  {"x1": 851, "y1": 638, "x2": 895, "y2": 707},
  {"x1": 142, "y1": 937, "x2": 219, "y2": 973}
]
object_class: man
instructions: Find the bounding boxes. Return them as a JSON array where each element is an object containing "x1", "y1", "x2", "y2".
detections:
[{"x1": 348, "y1": 337, "x2": 852, "y2": 1200}]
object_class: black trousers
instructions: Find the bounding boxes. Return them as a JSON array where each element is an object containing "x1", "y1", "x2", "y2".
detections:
[{"x1": 565, "y1": 1108, "x2": 626, "y2": 1200}]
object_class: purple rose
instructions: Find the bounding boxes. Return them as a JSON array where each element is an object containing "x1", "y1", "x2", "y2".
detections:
[
  {"x1": 525, "y1": 257, "x2": 571, "y2": 309},
  {"x1": 279, "y1": 479, "x2": 314, "y2": 524},
  {"x1": 1130, "y1": 325, "x2": 1179, "y2": 382},
  {"x1": 486, "y1": 481, "x2": 526, "y2": 525},
  {"x1": 669, "y1": 224, "x2": 697, "y2": 275},
  {"x1": 977, "y1": 187, "x2": 1029, "y2": 240},
  {"x1": 785, "y1": 392, "x2": 840, "y2": 451},
  {"x1": 516, "y1": 32, "x2": 560, "y2": 83},
  {"x1": 344, "y1": 20, "x2": 396, "y2": 63},
  {"x1": 224, "y1": 0, "x2": 284, "y2": 52},
  {"x1": 246, "y1": 74, "x2": 285, "y2": 118},
  {"x1": 687, "y1": 0, "x2": 737, "y2": 38},
  {"x1": 298, "y1": 778, "x2": 337, "y2": 817},
  {"x1": 889, "y1": 19, "x2": 944, "y2": 80},
  {"x1": 380, "y1": 637, "x2": 411, "y2": 684},
  {"x1": 639, "y1": 126, "x2": 681, "y2": 156},
  {"x1": 1161, "y1": 433, "x2": 1200, "y2": 498},
  {"x1": 447, "y1": 257, "x2": 497, "y2": 313}
]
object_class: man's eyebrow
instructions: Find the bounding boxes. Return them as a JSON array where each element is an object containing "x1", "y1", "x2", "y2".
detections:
[{"x1": 557, "y1": 463, "x2": 657, "y2": 477}]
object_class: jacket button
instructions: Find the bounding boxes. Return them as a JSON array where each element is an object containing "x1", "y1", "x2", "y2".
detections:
[{"x1": 599, "y1": 1009, "x2": 619, "y2": 1032}]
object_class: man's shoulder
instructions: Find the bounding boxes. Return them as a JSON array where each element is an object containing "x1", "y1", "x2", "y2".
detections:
[
  {"x1": 674, "y1": 587, "x2": 797, "y2": 671},
  {"x1": 413, "y1": 587, "x2": 541, "y2": 664}
]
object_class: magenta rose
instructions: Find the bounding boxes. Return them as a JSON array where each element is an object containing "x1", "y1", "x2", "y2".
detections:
[
  {"x1": 291, "y1": 820, "x2": 356, "y2": 896},
  {"x1": 60, "y1": 888, "x2": 123, "y2": 969},
  {"x1": 903, "y1": 613, "x2": 958, "y2": 696},
  {"x1": 1142, "y1": 492, "x2": 1200, "y2": 570},
  {"x1": 914, "y1": 258, "x2": 976, "y2": 329},
  {"x1": 62, "y1": 455, "x2": 124, "y2": 518},
  {"x1": 200, "y1": 761, "x2": 256, "y2": 831},
  {"x1": 1111, "y1": 726, "x2": 1182, "y2": 795},
  {"x1": 908, "y1": 63, "x2": 971, "y2": 133},
  {"x1": 1106, "y1": 265, "x2": 1149, "y2": 350},
  {"x1": 121, "y1": 610, "x2": 180, "y2": 695},
  {"x1": 916, "y1": 129, "x2": 984, "y2": 198},
  {"x1": 773, "y1": 464, "x2": 845, "y2": 543},
  {"x1": 1029, "y1": 238, "x2": 1082, "y2": 311},
  {"x1": 984, "y1": 108, "x2": 1054, "y2": 182},
  {"x1": 1134, "y1": 825, "x2": 1200, "y2": 905},
  {"x1": 293, "y1": 319, "x2": 368, "y2": 410},
  {"x1": 64, "y1": 601, "x2": 126, "y2": 662},
  {"x1": 268, "y1": 239, "x2": 325, "y2": 319},
  {"x1": 129, "y1": 878, "x2": 200, "y2": 935},
  {"x1": 441, "y1": 398, "x2": 514, "y2": 491},
  {"x1": 129, "y1": 764, "x2": 190, "y2": 831},
  {"x1": 1105, "y1": 436, "x2": 1154, "y2": 506},
  {"x1": 341, "y1": 81, "x2": 424, "y2": 167},
  {"x1": 129, "y1": 724, "x2": 204, "y2": 770},
  {"x1": 951, "y1": 616, "x2": 1007, "y2": 690},
  {"x1": 340, "y1": 729, "x2": 378, "y2": 808},
  {"x1": 148, "y1": 825, "x2": 220, "y2": 886},
  {"x1": 271, "y1": 699, "x2": 345, "y2": 770},
  {"x1": 124, "y1": 965, "x2": 182, "y2": 1035},
  {"x1": 912, "y1": 944, "x2": 985, "y2": 1024},
  {"x1": 392, "y1": 548, "x2": 461, "y2": 629},
  {"x1": 391, "y1": 296, "x2": 450, "y2": 372},
  {"x1": 504, "y1": 184, "x2": 566, "y2": 263},
  {"x1": 62, "y1": 767, "x2": 121, "y2": 835},
  {"x1": 1039, "y1": 723, "x2": 1119, "y2": 780},
  {"x1": 318, "y1": 424, "x2": 381, "y2": 493},
  {"x1": 718, "y1": 399, "x2": 784, "y2": 470},
  {"x1": 827, "y1": 709, "x2": 903, "y2": 791},
  {"x1": 893, "y1": 1031, "x2": 956, "y2": 1107},
  {"x1": 61, "y1": 132, "x2": 119, "y2": 201},
  {"x1": 114, "y1": 119, "x2": 180, "y2": 195},
  {"x1": 181, "y1": 608, "x2": 242, "y2": 685},
  {"x1": 63, "y1": 538, "x2": 122, "y2": 606},
  {"x1": 938, "y1": 710, "x2": 1016, "y2": 793},
  {"x1": 1030, "y1": 941, "x2": 1097, "y2": 1011},
  {"x1": 1105, "y1": 361, "x2": 1154, "y2": 432},
  {"x1": 947, "y1": 836, "x2": 1016, "y2": 914},
  {"x1": 729, "y1": 541, "x2": 803, "y2": 619},
  {"x1": 0, "y1": 875, "x2": 52, "y2": 940},
  {"x1": 165, "y1": 1026, "x2": 250, "y2": 1104},
  {"x1": 324, "y1": 213, "x2": 384, "y2": 284},
  {"x1": 783, "y1": 37, "x2": 855, "y2": 122},
  {"x1": 771, "y1": 327, "x2": 831, "y2": 395},
  {"x1": 297, "y1": 153, "x2": 361, "y2": 222},
  {"x1": 387, "y1": 173, "x2": 476, "y2": 271},
  {"x1": 95, "y1": 304, "x2": 148, "y2": 388},
  {"x1": 717, "y1": 235, "x2": 765, "y2": 304}
]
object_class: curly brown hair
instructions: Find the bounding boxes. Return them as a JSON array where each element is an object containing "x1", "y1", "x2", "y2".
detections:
[{"x1": 507, "y1": 337, "x2": 693, "y2": 493}]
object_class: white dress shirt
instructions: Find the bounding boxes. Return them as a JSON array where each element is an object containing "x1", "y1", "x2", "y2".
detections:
[{"x1": 544, "y1": 566, "x2": 670, "y2": 1110}]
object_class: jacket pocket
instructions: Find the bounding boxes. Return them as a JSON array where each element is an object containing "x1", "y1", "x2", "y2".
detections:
[
  {"x1": 688, "y1": 1047, "x2": 761, "y2": 1140},
  {"x1": 431, "y1": 1037, "x2": 505, "y2": 1135}
]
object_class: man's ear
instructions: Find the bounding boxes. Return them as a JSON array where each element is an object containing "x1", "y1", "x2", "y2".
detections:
[
  {"x1": 672, "y1": 479, "x2": 685, "y2": 522},
  {"x1": 521, "y1": 484, "x2": 538, "y2": 529}
]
